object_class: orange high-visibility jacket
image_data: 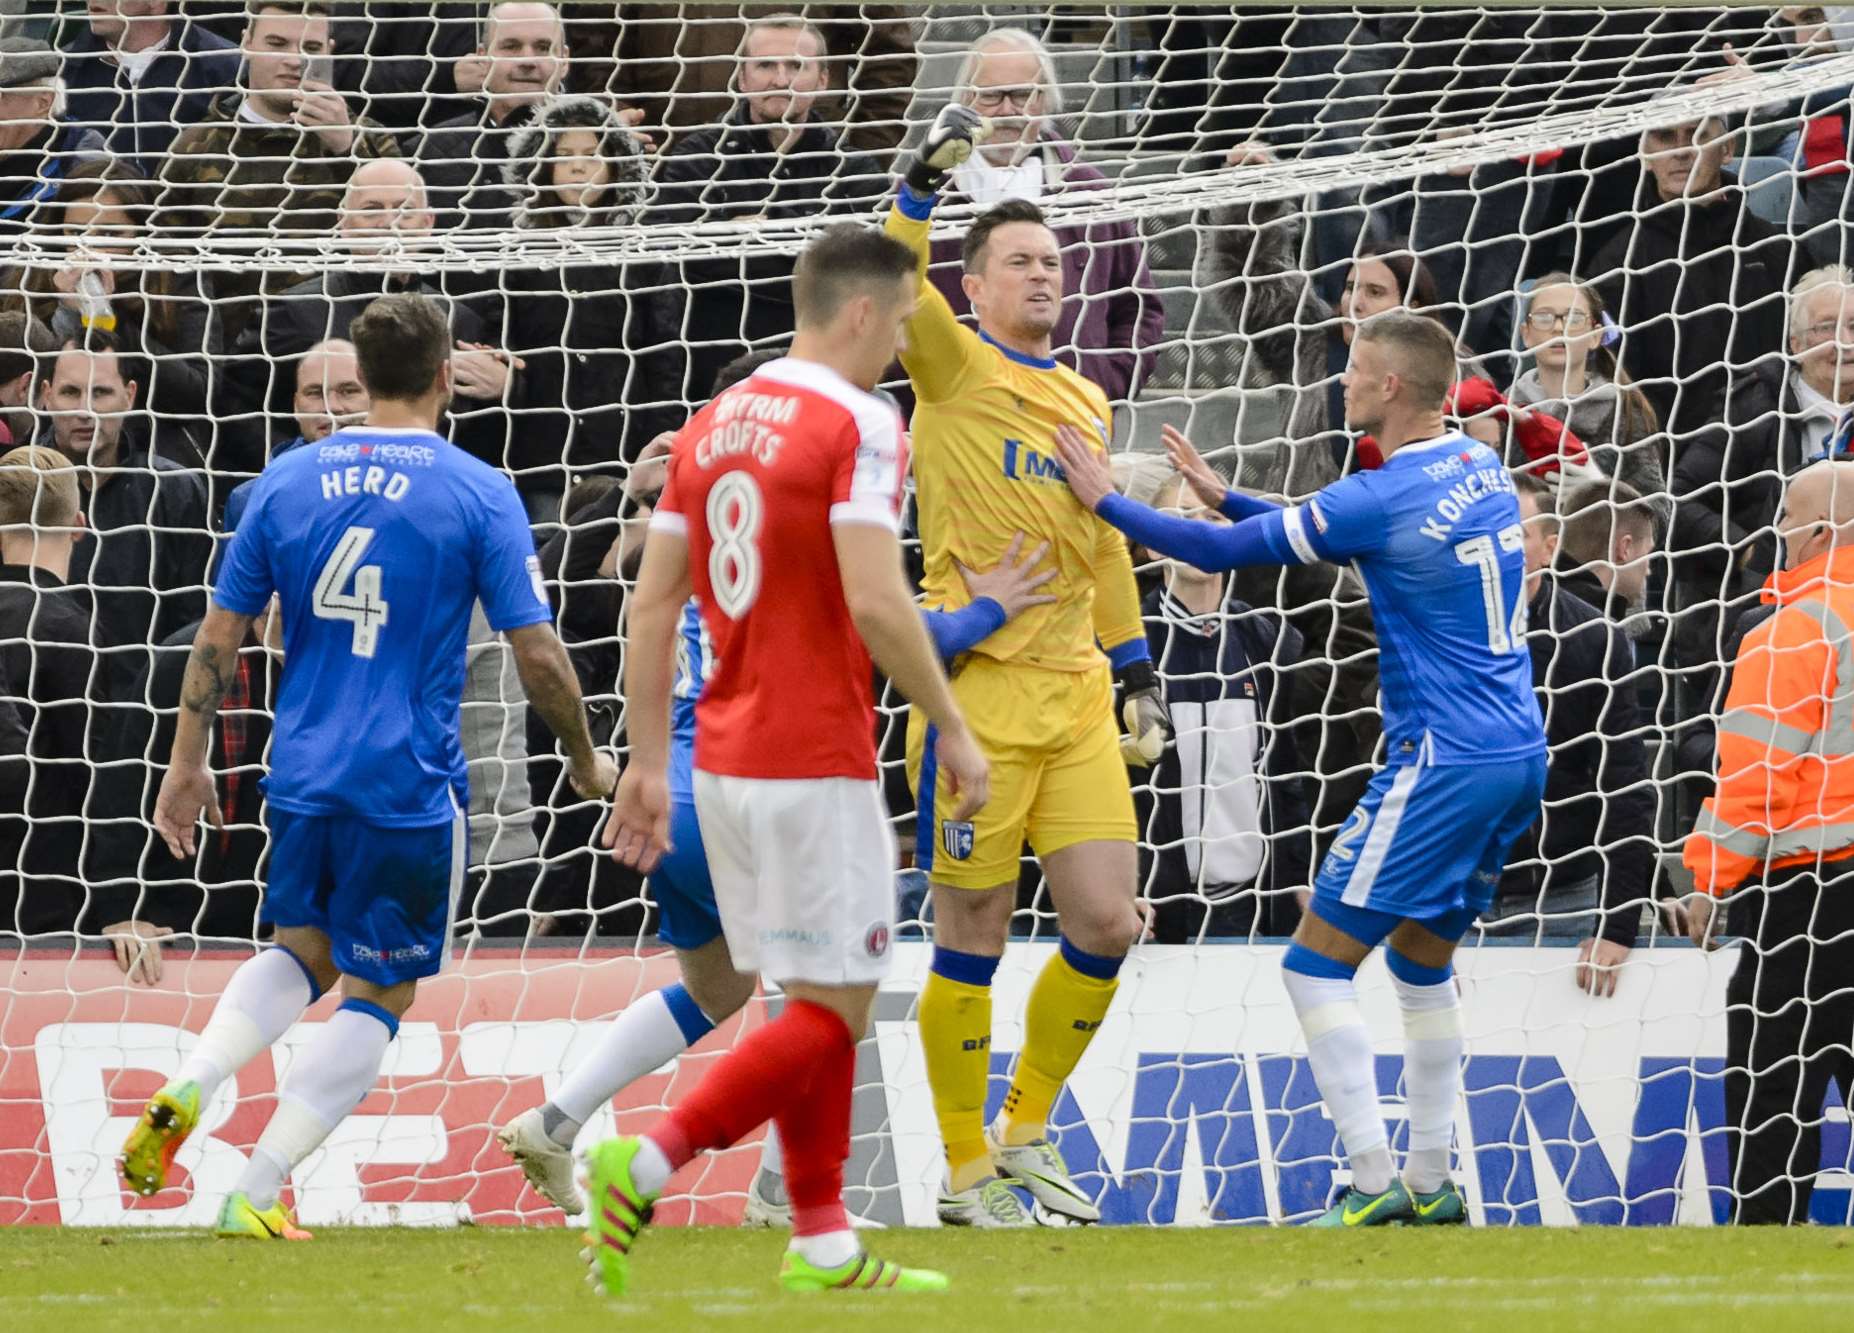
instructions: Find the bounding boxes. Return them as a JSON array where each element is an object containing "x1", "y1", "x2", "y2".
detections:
[{"x1": 1685, "y1": 547, "x2": 1854, "y2": 895}]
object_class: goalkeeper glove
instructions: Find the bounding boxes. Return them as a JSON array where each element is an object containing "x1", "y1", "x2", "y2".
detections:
[
  {"x1": 1114, "y1": 659, "x2": 1172, "y2": 767},
  {"x1": 906, "y1": 104, "x2": 989, "y2": 196}
]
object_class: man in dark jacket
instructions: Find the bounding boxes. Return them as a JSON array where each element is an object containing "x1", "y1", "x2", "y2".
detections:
[
  {"x1": 649, "y1": 13, "x2": 885, "y2": 406},
  {"x1": 413, "y1": 0, "x2": 568, "y2": 228},
  {"x1": 1492, "y1": 475, "x2": 1653, "y2": 993},
  {"x1": 330, "y1": 1, "x2": 478, "y2": 134},
  {"x1": 57, "y1": 1, "x2": 242, "y2": 171},
  {"x1": 0, "y1": 38, "x2": 108, "y2": 233},
  {"x1": 219, "y1": 336, "x2": 367, "y2": 548},
  {"x1": 0, "y1": 444, "x2": 163, "y2": 978},
  {"x1": 1668, "y1": 267, "x2": 1854, "y2": 664},
  {"x1": 1595, "y1": 114, "x2": 1810, "y2": 438},
  {"x1": 1133, "y1": 474, "x2": 1313, "y2": 941},
  {"x1": 224, "y1": 161, "x2": 518, "y2": 479},
  {"x1": 38, "y1": 336, "x2": 211, "y2": 654}
]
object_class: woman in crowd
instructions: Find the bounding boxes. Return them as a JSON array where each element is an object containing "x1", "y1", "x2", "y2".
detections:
[
  {"x1": 498, "y1": 95, "x2": 679, "y2": 523},
  {"x1": 1508, "y1": 272, "x2": 1669, "y2": 522}
]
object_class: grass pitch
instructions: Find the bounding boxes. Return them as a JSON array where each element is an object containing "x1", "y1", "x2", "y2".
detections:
[{"x1": 3, "y1": 1225, "x2": 1850, "y2": 1332}]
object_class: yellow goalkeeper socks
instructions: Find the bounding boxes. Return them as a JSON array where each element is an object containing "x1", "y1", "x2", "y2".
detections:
[
  {"x1": 999, "y1": 939, "x2": 1123, "y2": 1147},
  {"x1": 920, "y1": 948, "x2": 998, "y2": 1193}
]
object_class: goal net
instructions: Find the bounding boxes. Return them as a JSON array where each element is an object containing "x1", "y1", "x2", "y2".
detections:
[{"x1": 1, "y1": 0, "x2": 1850, "y2": 1228}]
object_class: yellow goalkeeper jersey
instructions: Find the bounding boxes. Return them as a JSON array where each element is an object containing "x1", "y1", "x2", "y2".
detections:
[{"x1": 885, "y1": 203, "x2": 1145, "y2": 674}]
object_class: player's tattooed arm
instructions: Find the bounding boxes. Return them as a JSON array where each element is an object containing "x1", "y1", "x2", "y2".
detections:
[
  {"x1": 155, "y1": 605, "x2": 255, "y2": 859},
  {"x1": 180, "y1": 640, "x2": 234, "y2": 716},
  {"x1": 508, "y1": 623, "x2": 618, "y2": 799}
]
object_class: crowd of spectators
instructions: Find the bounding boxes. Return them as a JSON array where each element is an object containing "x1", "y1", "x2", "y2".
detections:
[{"x1": 0, "y1": 3, "x2": 1845, "y2": 984}]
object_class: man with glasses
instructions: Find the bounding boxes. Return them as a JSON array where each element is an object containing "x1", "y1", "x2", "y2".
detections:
[
  {"x1": 1669, "y1": 265, "x2": 1854, "y2": 667},
  {"x1": 919, "y1": 26, "x2": 1162, "y2": 403}
]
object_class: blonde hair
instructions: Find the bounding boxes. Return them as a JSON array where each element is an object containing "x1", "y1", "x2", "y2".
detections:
[{"x1": 0, "y1": 445, "x2": 78, "y2": 528}]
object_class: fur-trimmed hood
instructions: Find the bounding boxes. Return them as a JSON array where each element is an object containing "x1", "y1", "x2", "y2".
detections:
[{"x1": 501, "y1": 94, "x2": 650, "y2": 227}]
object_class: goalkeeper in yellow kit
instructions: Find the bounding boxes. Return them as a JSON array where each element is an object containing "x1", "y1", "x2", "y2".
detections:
[{"x1": 886, "y1": 106, "x2": 1169, "y2": 1227}]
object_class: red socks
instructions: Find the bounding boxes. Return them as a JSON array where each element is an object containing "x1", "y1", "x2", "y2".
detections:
[
  {"x1": 774, "y1": 1020, "x2": 855, "y2": 1236},
  {"x1": 646, "y1": 997, "x2": 855, "y2": 1208}
]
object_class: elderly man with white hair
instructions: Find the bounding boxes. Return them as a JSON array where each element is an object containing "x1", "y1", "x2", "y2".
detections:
[
  {"x1": 1669, "y1": 264, "x2": 1854, "y2": 665},
  {"x1": 0, "y1": 37, "x2": 107, "y2": 232},
  {"x1": 921, "y1": 27, "x2": 1162, "y2": 401}
]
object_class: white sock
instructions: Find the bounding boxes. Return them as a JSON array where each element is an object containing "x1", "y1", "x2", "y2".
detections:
[
  {"x1": 1392, "y1": 971, "x2": 1464, "y2": 1194},
  {"x1": 236, "y1": 1002, "x2": 395, "y2": 1210},
  {"x1": 631, "y1": 1136, "x2": 674, "y2": 1197},
  {"x1": 792, "y1": 1229, "x2": 858, "y2": 1268},
  {"x1": 546, "y1": 986, "x2": 713, "y2": 1145},
  {"x1": 175, "y1": 948, "x2": 315, "y2": 1103},
  {"x1": 1283, "y1": 967, "x2": 1393, "y2": 1195},
  {"x1": 760, "y1": 1124, "x2": 784, "y2": 1178}
]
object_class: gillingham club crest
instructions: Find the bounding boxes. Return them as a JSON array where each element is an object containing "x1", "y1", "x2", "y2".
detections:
[{"x1": 942, "y1": 820, "x2": 975, "y2": 861}]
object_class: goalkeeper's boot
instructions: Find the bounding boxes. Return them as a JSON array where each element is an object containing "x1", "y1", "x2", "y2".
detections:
[
  {"x1": 1409, "y1": 1180, "x2": 1470, "y2": 1226},
  {"x1": 936, "y1": 1174, "x2": 1033, "y2": 1228},
  {"x1": 987, "y1": 1127, "x2": 1101, "y2": 1224},
  {"x1": 779, "y1": 1249, "x2": 950, "y2": 1294},
  {"x1": 742, "y1": 1165, "x2": 885, "y2": 1229},
  {"x1": 1306, "y1": 1180, "x2": 1415, "y2": 1229},
  {"x1": 580, "y1": 1137, "x2": 658, "y2": 1299},
  {"x1": 119, "y1": 1078, "x2": 201, "y2": 1197},
  {"x1": 496, "y1": 1107, "x2": 585, "y2": 1216},
  {"x1": 215, "y1": 1192, "x2": 312, "y2": 1240}
]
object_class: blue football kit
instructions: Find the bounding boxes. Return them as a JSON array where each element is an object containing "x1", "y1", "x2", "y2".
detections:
[
  {"x1": 1096, "y1": 432, "x2": 1548, "y2": 933},
  {"x1": 214, "y1": 427, "x2": 553, "y2": 983}
]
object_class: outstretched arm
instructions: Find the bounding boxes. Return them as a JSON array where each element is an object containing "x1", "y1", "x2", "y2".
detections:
[{"x1": 1054, "y1": 426, "x2": 1305, "y2": 573}]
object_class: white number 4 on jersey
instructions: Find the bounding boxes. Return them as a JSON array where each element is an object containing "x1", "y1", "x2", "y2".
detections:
[{"x1": 314, "y1": 525, "x2": 389, "y2": 658}]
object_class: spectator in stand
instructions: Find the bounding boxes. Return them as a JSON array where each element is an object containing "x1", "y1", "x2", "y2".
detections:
[
  {"x1": 57, "y1": 0, "x2": 242, "y2": 172},
  {"x1": 500, "y1": 93, "x2": 679, "y2": 506},
  {"x1": 219, "y1": 337, "x2": 366, "y2": 543},
  {"x1": 1594, "y1": 110, "x2": 1806, "y2": 437},
  {"x1": 225, "y1": 159, "x2": 520, "y2": 480},
  {"x1": 0, "y1": 445, "x2": 164, "y2": 980},
  {"x1": 1133, "y1": 466, "x2": 1312, "y2": 941},
  {"x1": 0, "y1": 309, "x2": 54, "y2": 445},
  {"x1": 414, "y1": 1, "x2": 570, "y2": 229},
  {"x1": 1669, "y1": 264, "x2": 1854, "y2": 664},
  {"x1": 921, "y1": 27, "x2": 1162, "y2": 404},
  {"x1": 1553, "y1": 477, "x2": 1661, "y2": 634},
  {"x1": 0, "y1": 37, "x2": 107, "y2": 233},
  {"x1": 37, "y1": 334, "x2": 210, "y2": 653},
  {"x1": 1683, "y1": 458, "x2": 1854, "y2": 1225},
  {"x1": 564, "y1": 3, "x2": 918, "y2": 160},
  {"x1": 651, "y1": 13, "x2": 885, "y2": 405},
  {"x1": 156, "y1": 1, "x2": 398, "y2": 237},
  {"x1": 1489, "y1": 473, "x2": 1652, "y2": 984},
  {"x1": 1508, "y1": 273, "x2": 1667, "y2": 521},
  {"x1": 1, "y1": 162, "x2": 211, "y2": 464},
  {"x1": 155, "y1": 0, "x2": 400, "y2": 352},
  {"x1": 330, "y1": 2, "x2": 478, "y2": 135}
]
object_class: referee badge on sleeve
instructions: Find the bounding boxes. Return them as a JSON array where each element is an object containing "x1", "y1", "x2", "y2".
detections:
[{"x1": 942, "y1": 820, "x2": 975, "y2": 861}]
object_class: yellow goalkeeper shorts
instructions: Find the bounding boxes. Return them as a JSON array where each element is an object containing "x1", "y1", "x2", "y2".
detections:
[{"x1": 906, "y1": 655, "x2": 1136, "y2": 890}]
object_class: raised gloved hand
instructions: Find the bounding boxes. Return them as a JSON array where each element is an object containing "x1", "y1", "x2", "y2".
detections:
[
  {"x1": 1115, "y1": 659, "x2": 1172, "y2": 767},
  {"x1": 906, "y1": 104, "x2": 990, "y2": 196}
]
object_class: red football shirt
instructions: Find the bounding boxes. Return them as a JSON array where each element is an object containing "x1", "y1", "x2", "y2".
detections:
[{"x1": 650, "y1": 357, "x2": 907, "y2": 781}]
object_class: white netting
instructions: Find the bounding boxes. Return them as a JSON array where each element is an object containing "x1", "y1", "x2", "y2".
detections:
[{"x1": 0, "y1": 1, "x2": 1850, "y2": 1229}]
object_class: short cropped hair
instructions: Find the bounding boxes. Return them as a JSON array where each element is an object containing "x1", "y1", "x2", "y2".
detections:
[
  {"x1": 791, "y1": 224, "x2": 916, "y2": 327},
  {"x1": 0, "y1": 445, "x2": 79, "y2": 528},
  {"x1": 1510, "y1": 468, "x2": 1557, "y2": 527},
  {"x1": 39, "y1": 329, "x2": 126, "y2": 390},
  {"x1": 350, "y1": 294, "x2": 450, "y2": 401},
  {"x1": 0, "y1": 310, "x2": 53, "y2": 387},
  {"x1": 1559, "y1": 478, "x2": 1658, "y2": 564},
  {"x1": 961, "y1": 196, "x2": 1049, "y2": 274},
  {"x1": 248, "y1": 0, "x2": 329, "y2": 23},
  {"x1": 1353, "y1": 311, "x2": 1458, "y2": 409}
]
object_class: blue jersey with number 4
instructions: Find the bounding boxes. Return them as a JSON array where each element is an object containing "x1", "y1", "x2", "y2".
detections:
[
  {"x1": 214, "y1": 426, "x2": 553, "y2": 826},
  {"x1": 1281, "y1": 433, "x2": 1545, "y2": 767}
]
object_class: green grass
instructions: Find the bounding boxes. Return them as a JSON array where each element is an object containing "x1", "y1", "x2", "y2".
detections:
[{"x1": 2, "y1": 1225, "x2": 1851, "y2": 1332}]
